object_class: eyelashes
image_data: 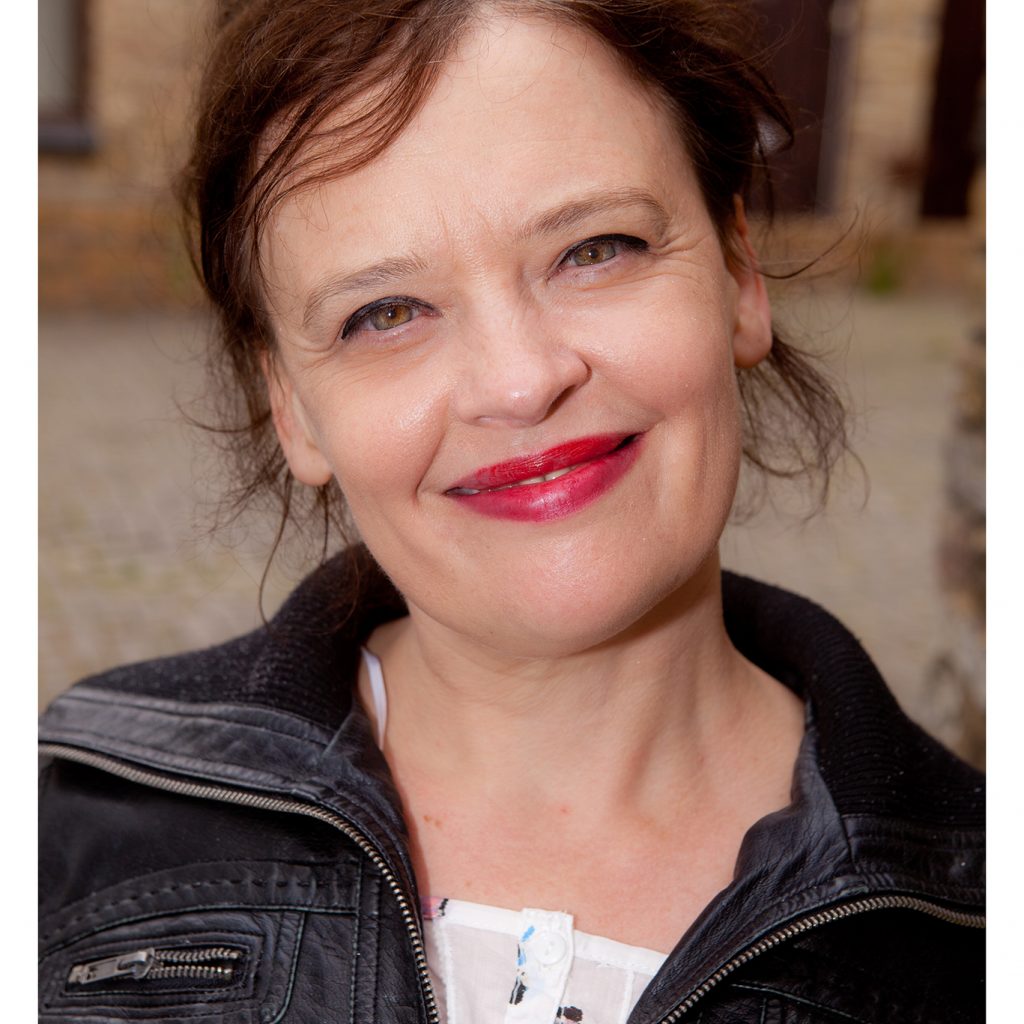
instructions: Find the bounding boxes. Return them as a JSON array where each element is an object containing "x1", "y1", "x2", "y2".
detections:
[
  {"x1": 560, "y1": 233, "x2": 648, "y2": 268},
  {"x1": 341, "y1": 296, "x2": 423, "y2": 339},
  {"x1": 339, "y1": 233, "x2": 649, "y2": 341}
]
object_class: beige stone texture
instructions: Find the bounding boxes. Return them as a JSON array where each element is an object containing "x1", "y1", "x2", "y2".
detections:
[
  {"x1": 39, "y1": 0, "x2": 976, "y2": 309},
  {"x1": 39, "y1": 0, "x2": 208, "y2": 309},
  {"x1": 837, "y1": 0, "x2": 945, "y2": 225}
]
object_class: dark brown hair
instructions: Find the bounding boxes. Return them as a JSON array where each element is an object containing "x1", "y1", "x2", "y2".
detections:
[{"x1": 180, "y1": 0, "x2": 848, "y2": 562}]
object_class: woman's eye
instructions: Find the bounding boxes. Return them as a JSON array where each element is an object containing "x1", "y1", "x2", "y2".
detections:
[
  {"x1": 562, "y1": 235, "x2": 646, "y2": 270},
  {"x1": 367, "y1": 302, "x2": 415, "y2": 331},
  {"x1": 568, "y1": 239, "x2": 619, "y2": 266},
  {"x1": 342, "y1": 299, "x2": 420, "y2": 339}
]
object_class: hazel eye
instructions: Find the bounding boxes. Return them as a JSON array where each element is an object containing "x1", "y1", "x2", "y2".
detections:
[
  {"x1": 368, "y1": 302, "x2": 415, "y2": 330},
  {"x1": 561, "y1": 235, "x2": 647, "y2": 271},
  {"x1": 342, "y1": 298, "x2": 422, "y2": 339},
  {"x1": 568, "y1": 239, "x2": 620, "y2": 266}
]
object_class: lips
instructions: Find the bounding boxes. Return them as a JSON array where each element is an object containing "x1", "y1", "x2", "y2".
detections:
[{"x1": 445, "y1": 432, "x2": 642, "y2": 522}]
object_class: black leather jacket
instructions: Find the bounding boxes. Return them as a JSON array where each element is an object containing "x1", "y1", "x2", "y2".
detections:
[{"x1": 39, "y1": 555, "x2": 985, "y2": 1023}]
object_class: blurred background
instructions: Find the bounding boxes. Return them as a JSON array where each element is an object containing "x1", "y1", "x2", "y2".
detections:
[{"x1": 39, "y1": 0, "x2": 985, "y2": 766}]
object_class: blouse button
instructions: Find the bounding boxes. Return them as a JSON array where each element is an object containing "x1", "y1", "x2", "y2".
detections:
[{"x1": 534, "y1": 930, "x2": 568, "y2": 966}]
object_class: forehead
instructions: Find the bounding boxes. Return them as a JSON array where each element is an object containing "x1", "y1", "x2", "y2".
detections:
[
  {"x1": 398, "y1": 12, "x2": 675, "y2": 157},
  {"x1": 262, "y1": 13, "x2": 704, "y2": 309}
]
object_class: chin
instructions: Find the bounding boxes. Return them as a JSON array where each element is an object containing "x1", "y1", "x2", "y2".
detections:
[{"x1": 440, "y1": 544, "x2": 722, "y2": 661}]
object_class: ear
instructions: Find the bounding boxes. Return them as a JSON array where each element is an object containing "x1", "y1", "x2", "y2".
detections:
[
  {"x1": 726, "y1": 196, "x2": 773, "y2": 370},
  {"x1": 262, "y1": 351, "x2": 333, "y2": 486}
]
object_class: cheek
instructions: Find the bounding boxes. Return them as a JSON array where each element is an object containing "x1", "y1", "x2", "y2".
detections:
[
  {"x1": 584, "y1": 302, "x2": 738, "y2": 420},
  {"x1": 573, "y1": 266, "x2": 740, "y2": 402},
  {"x1": 642, "y1": 338, "x2": 736, "y2": 414},
  {"x1": 305, "y1": 361, "x2": 448, "y2": 513},
  {"x1": 588, "y1": 297, "x2": 744, "y2": 508}
]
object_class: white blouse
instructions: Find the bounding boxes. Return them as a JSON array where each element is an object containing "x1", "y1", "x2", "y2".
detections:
[{"x1": 361, "y1": 649, "x2": 668, "y2": 1024}]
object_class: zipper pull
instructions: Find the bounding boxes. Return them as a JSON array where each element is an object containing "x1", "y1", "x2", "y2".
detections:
[{"x1": 68, "y1": 949, "x2": 154, "y2": 985}]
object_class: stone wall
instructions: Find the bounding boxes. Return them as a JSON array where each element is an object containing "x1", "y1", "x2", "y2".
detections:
[
  {"x1": 838, "y1": 0, "x2": 946, "y2": 226},
  {"x1": 39, "y1": 0, "x2": 207, "y2": 309},
  {"x1": 39, "y1": 0, "x2": 972, "y2": 310},
  {"x1": 927, "y1": 169, "x2": 985, "y2": 768}
]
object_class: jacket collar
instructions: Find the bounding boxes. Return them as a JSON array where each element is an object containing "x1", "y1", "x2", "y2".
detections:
[{"x1": 40, "y1": 549, "x2": 984, "y2": 914}]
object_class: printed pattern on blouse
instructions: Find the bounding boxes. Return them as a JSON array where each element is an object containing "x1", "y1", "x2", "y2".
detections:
[{"x1": 421, "y1": 896, "x2": 667, "y2": 1024}]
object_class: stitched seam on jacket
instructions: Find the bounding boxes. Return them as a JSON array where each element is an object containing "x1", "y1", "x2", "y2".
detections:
[
  {"x1": 43, "y1": 1002, "x2": 255, "y2": 1021},
  {"x1": 41, "y1": 724, "x2": 325, "y2": 783},
  {"x1": 841, "y1": 819, "x2": 984, "y2": 856},
  {"x1": 349, "y1": 856, "x2": 363, "y2": 1022},
  {"x1": 369, "y1": 868, "x2": 381, "y2": 1021},
  {"x1": 43, "y1": 728, "x2": 407, "y2": 865},
  {"x1": 45, "y1": 996, "x2": 259, "y2": 1021},
  {"x1": 41, "y1": 876, "x2": 351, "y2": 939},
  {"x1": 845, "y1": 870, "x2": 984, "y2": 905},
  {"x1": 52, "y1": 688, "x2": 334, "y2": 741},
  {"x1": 731, "y1": 982, "x2": 875, "y2": 1024},
  {"x1": 844, "y1": 832, "x2": 985, "y2": 852},
  {"x1": 42, "y1": 903, "x2": 358, "y2": 952},
  {"x1": 265, "y1": 912, "x2": 306, "y2": 1024},
  {"x1": 58, "y1": 980, "x2": 247, "y2": 1001}
]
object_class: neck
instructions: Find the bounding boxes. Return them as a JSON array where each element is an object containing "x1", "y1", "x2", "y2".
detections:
[{"x1": 362, "y1": 555, "x2": 800, "y2": 826}]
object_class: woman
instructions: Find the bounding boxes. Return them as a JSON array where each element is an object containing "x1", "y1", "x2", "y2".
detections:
[{"x1": 39, "y1": 2, "x2": 984, "y2": 1022}]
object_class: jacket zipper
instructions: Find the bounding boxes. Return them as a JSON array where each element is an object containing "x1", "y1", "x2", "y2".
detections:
[
  {"x1": 41, "y1": 743, "x2": 984, "y2": 1024},
  {"x1": 68, "y1": 945, "x2": 242, "y2": 985},
  {"x1": 654, "y1": 894, "x2": 985, "y2": 1023},
  {"x1": 39, "y1": 742, "x2": 441, "y2": 1024}
]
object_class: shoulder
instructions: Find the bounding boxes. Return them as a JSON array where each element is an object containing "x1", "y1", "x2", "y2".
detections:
[
  {"x1": 43, "y1": 546, "x2": 408, "y2": 729},
  {"x1": 38, "y1": 556, "x2": 418, "y2": 1020},
  {"x1": 38, "y1": 547, "x2": 411, "y2": 918},
  {"x1": 38, "y1": 552, "x2": 407, "y2": 806},
  {"x1": 721, "y1": 570, "x2": 984, "y2": 828}
]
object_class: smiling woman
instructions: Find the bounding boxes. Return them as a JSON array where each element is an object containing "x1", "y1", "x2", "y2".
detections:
[
  {"x1": 39, "y1": 2, "x2": 984, "y2": 1023},
  {"x1": 261, "y1": 21, "x2": 773, "y2": 655}
]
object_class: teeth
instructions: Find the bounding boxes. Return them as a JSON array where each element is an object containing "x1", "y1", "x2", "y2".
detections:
[
  {"x1": 492, "y1": 463, "x2": 581, "y2": 491},
  {"x1": 450, "y1": 463, "x2": 583, "y2": 496}
]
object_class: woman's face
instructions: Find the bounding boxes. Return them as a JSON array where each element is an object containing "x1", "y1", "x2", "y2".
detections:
[{"x1": 262, "y1": 13, "x2": 771, "y2": 657}]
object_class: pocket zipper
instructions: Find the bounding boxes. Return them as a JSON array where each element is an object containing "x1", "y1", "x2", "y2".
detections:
[{"x1": 67, "y1": 946, "x2": 243, "y2": 986}]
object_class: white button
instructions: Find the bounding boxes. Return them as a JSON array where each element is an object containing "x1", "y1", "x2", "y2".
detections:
[{"x1": 534, "y1": 930, "x2": 568, "y2": 966}]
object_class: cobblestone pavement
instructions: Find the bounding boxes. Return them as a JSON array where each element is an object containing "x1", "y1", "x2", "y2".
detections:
[{"x1": 40, "y1": 290, "x2": 977, "y2": 745}]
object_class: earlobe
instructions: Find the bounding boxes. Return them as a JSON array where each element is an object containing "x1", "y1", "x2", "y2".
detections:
[
  {"x1": 262, "y1": 352, "x2": 334, "y2": 487},
  {"x1": 728, "y1": 197, "x2": 773, "y2": 370}
]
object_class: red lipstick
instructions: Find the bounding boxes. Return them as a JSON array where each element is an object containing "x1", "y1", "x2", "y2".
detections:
[{"x1": 446, "y1": 432, "x2": 642, "y2": 522}]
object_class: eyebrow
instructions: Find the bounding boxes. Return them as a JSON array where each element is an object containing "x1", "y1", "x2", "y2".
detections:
[
  {"x1": 303, "y1": 254, "x2": 430, "y2": 331},
  {"x1": 518, "y1": 186, "x2": 671, "y2": 243},
  {"x1": 301, "y1": 186, "x2": 670, "y2": 331}
]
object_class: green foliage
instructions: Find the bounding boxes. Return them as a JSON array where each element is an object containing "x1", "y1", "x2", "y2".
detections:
[{"x1": 864, "y1": 240, "x2": 904, "y2": 295}]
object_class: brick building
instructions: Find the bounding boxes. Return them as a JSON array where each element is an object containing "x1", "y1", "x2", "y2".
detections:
[
  {"x1": 39, "y1": 0, "x2": 984, "y2": 309},
  {"x1": 40, "y1": 0, "x2": 205, "y2": 309}
]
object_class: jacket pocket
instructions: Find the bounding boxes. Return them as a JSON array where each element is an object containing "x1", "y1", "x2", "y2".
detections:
[{"x1": 39, "y1": 908, "x2": 305, "y2": 1023}]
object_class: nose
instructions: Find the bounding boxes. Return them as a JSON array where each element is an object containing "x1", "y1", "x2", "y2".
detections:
[{"x1": 451, "y1": 305, "x2": 591, "y2": 427}]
